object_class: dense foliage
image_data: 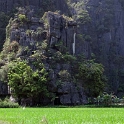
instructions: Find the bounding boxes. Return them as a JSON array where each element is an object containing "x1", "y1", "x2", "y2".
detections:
[
  {"x1": 94, "y1": 92, "x2": 122, "y2": 106},
  {"x1": 0, "y1": 97, "x2": 19, "y2": 108},
  {"x1": 8, "y1": 60, "x2": 49, "y2": 99},
  {"x1": 76, "y1": 59, "x2": 105, "y2": 97}
]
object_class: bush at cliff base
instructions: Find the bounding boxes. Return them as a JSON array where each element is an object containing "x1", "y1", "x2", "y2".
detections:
[{"x1": 0, "y1": 98, "x2": 19, "y2": 108}]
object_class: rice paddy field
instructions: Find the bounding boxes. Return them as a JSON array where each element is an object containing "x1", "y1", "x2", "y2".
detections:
[{"x1": 0, "y1": 107, "x2": 124, "y2": 124}]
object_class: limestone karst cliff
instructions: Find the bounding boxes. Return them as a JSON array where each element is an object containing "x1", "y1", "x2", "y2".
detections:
[
  {"x1": 0, "y1": 0, "x2": 124, "y2": 105},
  {"x1": 68, "y1": 0, "x2": 124, "y2": 96},
  {"x1": 0, "y1": 7, "x2": 88, "y2": 105}
]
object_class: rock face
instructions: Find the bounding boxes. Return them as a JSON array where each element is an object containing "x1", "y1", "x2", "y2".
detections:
[
  {"x1": 87, "y1": 0, "x2": 124, "y2": 95},
  {"x1": 47, "y1": 12, "x2": 77, "y2": 54},
  {"x1": 0, "y1": 81, "x2": 8, "y2": 95},
  {"x1": 0, "y1": 0, "x2": 43, "y2": 12},
  {"x1": 66, "y1": 0, "x2": 124, "y2": 96},
  {"x1": 0, "y1": 0, "x2": 69, "y2": 14},
  {"x1": 4, "y1": 8, "x2": 87, "y2": 105},
  {"x1": 58, "y1": 83, "x2": 87, "y2": 105},
  {"x1": 10, "y1": 9, "x2": 76, "y2": 55},
  {"x1": 1, "y1": 0, "x2": 124, "y2": 101}
]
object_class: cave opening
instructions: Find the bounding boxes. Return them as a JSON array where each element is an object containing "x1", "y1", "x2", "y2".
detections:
[{"x1": 54, "y1": 93, "x2": 62, "y2": 105}]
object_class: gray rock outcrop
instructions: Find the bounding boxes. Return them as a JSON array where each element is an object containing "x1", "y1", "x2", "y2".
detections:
[
  {"x1": 0, "y1": 81, "x2": 8, "y2": 95},
  {"x1": 1, "y1": 0, "x2": 124, "y2": 101},
  {"x1": 67, "y1": 0, "x2": 124, "y2": 95},
  {"x1": 6, "y1": 9, "x2": 87, "y2": 105}
]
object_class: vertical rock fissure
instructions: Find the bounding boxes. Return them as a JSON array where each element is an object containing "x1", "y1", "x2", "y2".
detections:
[
  {"x1": 65, "y1": 28, "x2": 68, "y2": 47},
  {"x1": 50, "y1": 36, "x2": 53, "y2": 47}
]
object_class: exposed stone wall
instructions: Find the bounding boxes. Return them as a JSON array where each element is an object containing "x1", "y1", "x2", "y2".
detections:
[
  {"x1": 0, "y1": 0, "x2": 40, "y2": 12},
  {"x1": 1, "y1": 0, "x2": 124, "y2": 101},
  {"x1": 5, "y1": 9, "x2": 87, "y2": 105},
  {"x1": 68, "y1": 0, "x2": 124, "y2": 96},
  {"x1": 0, "y1": 81, "x2": 8, "y2": 95},
  {"x1": 0, "y1": 0, "x2": 69, "y2": 14},
  {"x1": 87, "y1": 0, "x2": 124, "y2": 95}
]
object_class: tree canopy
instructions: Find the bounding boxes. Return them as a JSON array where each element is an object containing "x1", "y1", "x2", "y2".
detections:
[
  {"x1": 76, "y1": 60, "x2": 106, "y2": 97},
  {"x1": 8, "y1": 60, "x2": 49, "y2": 99}
]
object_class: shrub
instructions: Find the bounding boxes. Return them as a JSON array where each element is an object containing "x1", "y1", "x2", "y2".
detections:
[
  {"x1": 63, "y1": 53, "x2": 76, "y2": 63},
  {"x1": 53, "y1": 51, "x2": 63, "y2": 62},
  {"x1": 58, "y1": 70, "x2": 70, "y2": 81},
  {"x1": 26, "y1": 29, "x2": 31, "y2": 36},
  {"x1": 8, "y1": 41, "x2": 19, "y2": 53},
  {"x1": 76, "y1": 60, "x2": 105, "y2": 97},
  {"x1": 0, "y1": 98, "x2": 19, "y2": 108},
  {"x1": 36, "y1": 27, "x2": 43, "y2": 35},
  {"x1": 94, "y1": 92, "x2": 121, "y2": 106},
  {"x1": 41, "y1": 40, "x2": 48, "y2": 50},
  {"x1": 18, "y1": 14, "x2": 28, "y2": 22}
]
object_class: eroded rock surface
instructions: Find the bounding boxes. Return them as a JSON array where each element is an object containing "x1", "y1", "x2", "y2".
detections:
[{"x1": 5, "y1": 9, "x2": 87, "y2": 105}]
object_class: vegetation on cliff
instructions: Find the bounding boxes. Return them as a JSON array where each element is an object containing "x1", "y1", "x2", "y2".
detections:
[
  {"x1": 0, "y1": 1, "x2": 116, "y2": 106},
  {"x1": 75, "y1": 59, "x2": 105, "y2": 97},
  {"x1": 0, "y1": 8, "x2": 106, "y2": 105}
]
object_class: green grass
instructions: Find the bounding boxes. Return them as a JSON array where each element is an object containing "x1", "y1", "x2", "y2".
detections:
[{"x1": 0, "y1": 108, "x2": 124, "y2": 124}]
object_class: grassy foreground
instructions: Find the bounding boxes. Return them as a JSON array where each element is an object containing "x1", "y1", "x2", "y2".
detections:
[{"x1": 0, "y1": 108, "x2": 124, "y2": 124}]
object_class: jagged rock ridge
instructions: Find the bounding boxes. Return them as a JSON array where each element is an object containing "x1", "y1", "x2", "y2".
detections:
[{"x1": 0, "y1": 8, "x2": 87, "y2": 105}]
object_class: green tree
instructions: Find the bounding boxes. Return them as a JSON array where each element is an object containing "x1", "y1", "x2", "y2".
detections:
[
  {"x1": 76, "y1": 60, "x2": 105, "y2": 97},
  {"x1": 8, "y1": 60, "x2": 49, "y2": 99}
]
